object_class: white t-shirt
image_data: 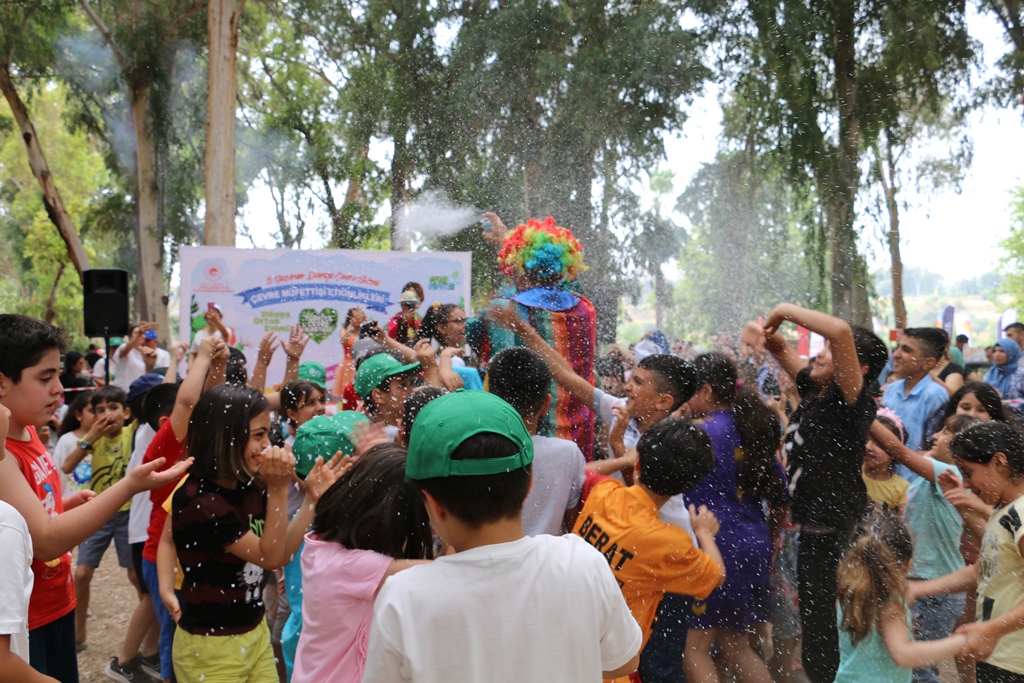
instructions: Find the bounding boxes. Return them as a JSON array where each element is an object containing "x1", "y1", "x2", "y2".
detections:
[
  {"x1": 126, "y1": 422, "x2": 157, "y2": 544},
  {"x1": 363, "y1": 534, "x2": 642, "y2": 683},
  {"x1": 92, "y1": 357, "x2": 107, "y2": 382},
  {"x1": 113, "y1": 348, "x2": 171, "y2": 392},
  {"x1": 189, "y1": 327, "x2": 235, "y2": 354},
  {"x1": 52, "y1": 431, "x2": 85, "y2": 496},
  {"x1": 522, "y1": 435, "x2": 586, "y2": 536},
  {"x1": 0, "y1": 501, "x2": 34, "y2": 663}
]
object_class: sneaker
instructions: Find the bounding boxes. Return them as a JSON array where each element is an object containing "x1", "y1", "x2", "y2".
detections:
[
  {"x1": 139, "y1": 653, "x2": 161, "y2": 680},
  {"x1": 104, "y1": 655, "x2": 147, "y2": 682}
]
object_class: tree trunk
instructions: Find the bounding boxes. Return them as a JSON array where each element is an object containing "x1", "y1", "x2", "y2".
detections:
[
  {"x1": 0, "y1": 61, "x2": 91, "y2": 280},
  {"x1": 130, "y1": 82, "x2": 169, "y2": 340},
  {"x1": 829, "y1": 1, "x2": 870, "y2": 326},
  {"x1": 876, "y1": 144, "x2": 907, "y2": 329},
  {"x1": 204, "y1": 0, "x2": 241, "y2": 246},
  {"x1": 390, "y1": 128, "x2": 410, "y2": 250}
]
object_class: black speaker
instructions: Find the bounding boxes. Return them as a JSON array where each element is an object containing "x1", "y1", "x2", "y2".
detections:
[{"x1": 83, "y1": 269, "x2": 130, "y2": 338}]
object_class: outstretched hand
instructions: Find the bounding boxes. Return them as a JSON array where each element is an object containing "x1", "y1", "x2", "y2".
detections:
[
  {"x1": 486, "y1": 302, "x2": 523, "y2": 332},
  {"x1": 304, "y1": 451, "x2": 355, "y2": 502},
  {"x1": 481, "y1": 211, "x2": 509, "y2": 248},
  {"x1": 351, "y1": 421, "x2": 391, "y2": 460},
  {"x1": 956, "y1": 621, "x2": 998, "y2": 662},
  {"x1": 128, "y1": 456, "x2": 194, "y2": 493},
  {"x1": 283, "y1": 324, "x2": 310, "y2": 360},
  {"x1": 257, "y1": 332, "x2": 280, "y2": 366}
]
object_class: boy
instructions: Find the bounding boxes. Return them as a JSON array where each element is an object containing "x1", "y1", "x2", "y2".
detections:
[
  {"x1": 572, "y1": 418, "x2": 726, "y2": 680},
  {"x1": 488, "y1": 347, "x2": 587, "y2": 535},
  {"x1": 0, "y1": 313, "x2": 191, "y2": 682},
  {"x1": 883, "y1": 328, "x2": 950, "y2": 451},
  {"x1": 743, "y1": 303, "x2": 888, "y2": 683},
  {"x1": 363, "y1": 390, "x2": 642, "y2": 682},
  {"x1": 0, "y1": 404, "x2": 57, "y2": 683},
  {"x1": 353, "y1": 352, "x2": 420, "y2": 436},
  {"x1": 61, "y1": 386, "x2": 138, "y2": 650}
]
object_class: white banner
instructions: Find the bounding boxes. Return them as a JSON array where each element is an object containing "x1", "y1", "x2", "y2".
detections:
[{"x1": 178, "y1": 246, "x2": 472, "y2": 392}]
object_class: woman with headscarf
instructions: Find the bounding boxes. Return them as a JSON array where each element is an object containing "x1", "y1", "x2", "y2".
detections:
[{"x1": 983, "y1": 338, "x2": 1024, "y2": 400}]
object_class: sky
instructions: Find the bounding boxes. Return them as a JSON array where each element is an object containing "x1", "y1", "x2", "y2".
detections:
[{"x1": 241, "y1": 7, "x2": 1024, "y2": 283}]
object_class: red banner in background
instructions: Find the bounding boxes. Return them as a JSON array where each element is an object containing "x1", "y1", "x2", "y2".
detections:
[{"x1": 797, "y1": 325, "x2": 809, "y2": 357}]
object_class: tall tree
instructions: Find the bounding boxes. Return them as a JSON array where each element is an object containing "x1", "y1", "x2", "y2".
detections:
[
  {"x1": 698, "y1": 0, "x2": 975, "y2": 325},
  {"x1": 205, "y1": 0, "x2": 244, "y2": 246}
]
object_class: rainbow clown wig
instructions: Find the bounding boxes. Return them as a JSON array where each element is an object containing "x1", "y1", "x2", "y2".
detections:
[{"x1": 497, "y1": 216, "x2": 586, "y2": 285}]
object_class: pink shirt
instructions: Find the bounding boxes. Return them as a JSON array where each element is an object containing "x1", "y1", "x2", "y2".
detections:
[{"x1": 292, "y1": 534, "x2": 392, "y2": 683}]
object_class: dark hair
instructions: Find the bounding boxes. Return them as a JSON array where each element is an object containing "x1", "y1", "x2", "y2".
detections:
[
  {"x1": 874, "y1": 415, "x2": 905, "y2": 444},
  {"x1": 59, "y1": 391, "x2": 95, "y2": 436},
  {"x1": 943, "y1": 414, "x2": 980, "y2": 436},
  {"x1": 837, "y1": 513, "x2": 914, "y2": 644},
  {"x1": 280, "y1": 381, "x2": 323, "y2": 427},
  {"x1": 636, "y1": 354, "x2": 699, "y2": 412},
  {"x1": 951, "y1": 421, "x2": 1024, "y2": 475},
  {"x1": 312, "y1": 444, "x2": 432, "y2": 558},
  {"x1": 416, "y1": 303, "x2": 460, "y2": 346},
  {"x1": 62, "y1": 351, "x2": 84, "y2": 375},
  {"x1": 225, "y1": 358, "x2": 248, "y2": 386},
  {"x1": 901, "y1": 328, "x2": 947, "y2": 360},
  {"x1": 795, "y1": 365, "x2": 817, "y2": 402},
  {"x1": 0, "y1": 314, "x2": 67, "y2": 383},
  {"x1": 693, "y1": 354, "x2": 784, "y2": 501},
  {"x1": 1005, "y1": 322, "x2": 1024, "y2": 334},
  {"x1": 595, "y1": 355, "x2": 625, "y2": 381},
  {"x1": 362, "y1": 370, "x2": 416, "y2": 419},
  {"x1": 852, "y1": 326, "x2": 888, "y2": 389},
  {"x1": 90, "y1": 385, "x2": 128, "y2": 410},
  {"x1": 401, "y1": 386, "x2": 446, "y2": 445},
  {"x1": 185, "y1": 384, "x2": 270, "y2": 484},
  {"x1": 401, "y1": 282, "x2": 424, "y2": 301},
  {"x1": 142, "y1": 383, "x2": 179, "y2": 432},
  {"x1": 956, "y1": 334, "x2": 969, "y2": 344},
  {"x1": 488, "y1": 347, "x2": 552, "y2": 417},
  {"x1": 343, "y1": 307, "x2": 362, "y2": 328},
  {"x1": 942, "y1": 382, "x2": 1009, "y2": 423},
  {"x1": 636, "y1": 418, "x2": 715, "y2": 497},
  {"x1": 415, "y1": 433, "x2": 531, "y2": 528}
]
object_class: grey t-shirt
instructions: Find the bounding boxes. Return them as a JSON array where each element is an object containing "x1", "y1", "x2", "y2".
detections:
[{"x1": 522, "y1": 435, "x2": 586, "y2": 537}]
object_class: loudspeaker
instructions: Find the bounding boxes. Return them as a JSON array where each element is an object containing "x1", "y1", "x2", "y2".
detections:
[{"x1": 83, "y1": 269, "x2": 130, "y2": 338}]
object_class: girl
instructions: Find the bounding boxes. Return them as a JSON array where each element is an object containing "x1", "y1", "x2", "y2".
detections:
[
  {"x1": 683, "y1": 353, "x2": 787, "y2": 683},
  {"x1": 863, "y1": 411, "x2": 910, "y2": 513},
  {"x1": 387, "y1": 282, "x2": 424, "y2": 346},
  {"x1": 170, "y1": 384, "x2": 336, "y2": 683},
  {"x1": 292, "y1": 443, "x2": 432, "y2": 683},
  {"x1": 52, "y1": 391, "x2": 95, "y2": 495},
  {"x1": 835, "y1": 513, "x2": 967, "y2": 682},
  {"x1": 913, "y1": 422, "x2": 1024, "y2": 683},
  {"x1": 985, "y1": 339, "x2": 1024, "y2": 400},
  {"x1": 416, "y1": 303, "x2": 482, "y2": 390},
  {"x1": 943, "y1": 382, "x2": 1010, "y2": 423}
]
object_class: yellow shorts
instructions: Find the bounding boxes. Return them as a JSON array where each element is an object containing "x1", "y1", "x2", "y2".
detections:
[{"x1": 172, "y1": 619, "x2": 278, "y2": 683}]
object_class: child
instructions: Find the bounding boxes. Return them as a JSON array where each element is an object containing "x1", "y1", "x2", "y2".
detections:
[
  {"x1": 743, "y1": 303, "x2": 889, "y2": 683},
  {"x1": 353, "y1": 352, "x2": 420, "y2": 435},
  {"x1": 52, "y1": 392, "x2": 95, "y2": 496},
  {"x1": 169, "y1": 383, "x2": 337, "y2": 683},
  {"x1": 870, "y1": 413, "x2": 979, "y2": 683},
  {"x1": 572, "y1": 416, "x2": 726, "y2": 682},
  {"x1": 487, "y1": 347, "x2": 587, "y2": 536},
  {"x1": 61, "y1": 385, "x2": 138, "y2": 650},
  {"x1": 942, "y1": 382, "x2": 1012, "y2": 424},
  {"x1": 0, "y1": 313, "x2": 191, "y2": 682},
  {"x1": 882, "y1": 328, "x2": 951, "y2": 452},
  {"x1": 911, "y1": 421, "x2": 1024, "y2": 682},
  {"x1": 292, "y1": 443, "x2": 432, "y2": 683},
  {"x1": 0, "y1": 404, "x2": 59, "y2": 683},
  {"x1": 682, "y1": 353, "x2": 787, "y2": 683},
  {"x1": 863, "y1": 411, "x2": 910, "y2": 513},
  {"x1": 835, "y1": 513, "x2": 967, "y2": 682},
  {"x1": 363, "y1": 390, "x2": 643, "y2": 682}
]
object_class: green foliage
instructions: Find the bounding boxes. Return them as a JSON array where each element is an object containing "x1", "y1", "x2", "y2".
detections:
[{"x1": 1000, "y1": 185, "x2": 1024, "y2": 310}]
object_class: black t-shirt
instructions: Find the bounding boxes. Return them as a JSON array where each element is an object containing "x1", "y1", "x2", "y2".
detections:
[
  {"x1": 938, "y1": 363, "x2": 967, "y2": 382},
  {"x1": 784, "y1": 382, "x2": 875, "y2": 532},
  {"x1": 173, "y1": 476, "x2": 267, "y2": 636}
]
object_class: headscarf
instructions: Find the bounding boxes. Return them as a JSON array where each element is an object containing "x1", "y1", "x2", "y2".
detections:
[{"x1": 984, "y1": 338, "x2": 1022, "y2": 397}]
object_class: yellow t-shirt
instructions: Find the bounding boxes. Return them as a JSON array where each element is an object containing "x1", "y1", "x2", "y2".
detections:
[
  {"x1": 862, "y1": 469, "x2": 909, "y2": 513},
  {"x1": 162, "y1": 475, "x2": 188, "y2": 590},
  {"x1": 572, "y1": 479, "x2": 723, "y2": 652},
  {"x1": 91, "y1": 421, "x2": 138, "y2": 511},
  {"x1": 977, "y1": 493, "x2": 1024, "y2": 675}
]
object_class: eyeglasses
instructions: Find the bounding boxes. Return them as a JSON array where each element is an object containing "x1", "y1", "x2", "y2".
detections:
[{"x1": 447, "y1": 317, "x2": 467, "y2": 325}]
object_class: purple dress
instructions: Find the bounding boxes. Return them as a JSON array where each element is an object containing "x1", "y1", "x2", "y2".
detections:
[{"x1": 686, "y1": 410, "x2": 785, "y2": 630}]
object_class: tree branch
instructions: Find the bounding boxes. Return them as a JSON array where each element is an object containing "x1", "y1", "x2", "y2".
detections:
[{"x1": 79, "y1": 0, "x2": 127, "y2": 73}]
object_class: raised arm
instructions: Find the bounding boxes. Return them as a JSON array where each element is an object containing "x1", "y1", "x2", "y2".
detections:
[
  {"x1": 486, "y1": 303, "x2": 596, "y2": 408},
  {"x1": 280, "y1": 324, "x2": 308, "y2": 386},
  {"x1": 742, "y1": 321, "x2": 806, "y2": 383},
  {"x1": 248, "y1": 333, "x2": 278, "y2": 393},
  {"x1": 170, "y1": 337, "x2": 219, "y2": 442},
  {"x1": 869, "y1": 420, "x2": 939, "y2": 482},
  {"x1": 880, "y1": 601, "x2": 967, "y2": 668}
]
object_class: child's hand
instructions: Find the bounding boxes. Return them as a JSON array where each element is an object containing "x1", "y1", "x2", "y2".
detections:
[
  {"x1": 305, "y1": 452, "x2": 353, "y2": 502},
  {"x1": 257, "y1": 333, "x2": 279, "y2": 366},
  {"x1": 481, "y1": 211, "x2": 508, "y2": 247},
  {"x1": 937, "y1": 468, "x2": 962, "y2": 494},
  {"x1": 762, "y1": 305, "x2": 792, "y2": 337},
  {"x1": 62, "y1": 490, "x2": 97, "y2": 510},
  {"x1": 414, "y1": 339, "x2": 437, "y2": 368},
  {"x1": 283, "y1": 324, "x2": 310, "y2": 360},
  {"x1": 162, "y1": 589, "x2": 181, "y2": 624},
  {"x1": 741, "y1": 321, "x2": 767, "y2": 354},
  {"x1": 351, "y1": 421, "x2": 391, "y2": 461},
  {"x1": 486, "y1": 303, "x2": 522, "y2": 333},
  {"x1": 171, "y1": 342, "x2": 189, "y2": 365},
  {"x1": 127, "y1": 456, "x2": 194, "y2": 493},
  {"x1": 609, "y1": 406, "x2": 630, "y2": 459},
  {"x1": 690, "y1": 504, "x2": 720, "y2": 538},
  {"x1": 85, "y1": 414, "x2": 113, "y2": 443},
  {"x1": 956, "y1": 621, "x2": 999, "y2": 662},
  {"x1": 259, "y1": 447, "x2": 296, "y2": 489}
]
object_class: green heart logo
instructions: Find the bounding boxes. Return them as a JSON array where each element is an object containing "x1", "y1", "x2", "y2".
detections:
[{"x1": 298, "y1": 308, "x2": 339, "y2": 344}]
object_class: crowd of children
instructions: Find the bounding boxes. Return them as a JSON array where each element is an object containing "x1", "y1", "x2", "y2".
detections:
[{"x1": 5, "y1": 217, "x2": 1024, "y2": 683}]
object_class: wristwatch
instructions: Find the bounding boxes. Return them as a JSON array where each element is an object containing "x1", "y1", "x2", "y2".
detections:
[{"x1": 78, "y1": 439, "x2": 93, "y2": 451}]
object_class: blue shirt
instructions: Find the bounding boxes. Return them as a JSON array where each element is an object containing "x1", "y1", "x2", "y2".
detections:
[
  {"x1": 836, "y1": 604, "x2": 912, "y2": 683},
  {"x1": 905, "y1": 459, "x2": 965, "y2": 580},
  {"x1": 882, "y1": 375, "x2": 948, "y2": 451}
]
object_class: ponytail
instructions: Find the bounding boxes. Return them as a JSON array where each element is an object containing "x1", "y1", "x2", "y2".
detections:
[{"x1": 837, "y1": 513, "x2": 913, "y2": 644}]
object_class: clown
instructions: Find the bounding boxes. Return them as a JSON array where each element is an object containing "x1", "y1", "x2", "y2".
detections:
[{"x1": 469, "y1": 213, "x2": 597, "y2": 458}]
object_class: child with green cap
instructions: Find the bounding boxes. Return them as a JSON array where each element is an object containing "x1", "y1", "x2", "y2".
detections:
[
  {"x1": 353, "y1": 353, "x2": 420, "y2": 438},
  {"x1": 362, "y1": 389, "x2": 642, "y2": 683}
]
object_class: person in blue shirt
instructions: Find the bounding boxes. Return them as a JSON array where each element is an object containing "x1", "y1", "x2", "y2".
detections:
[{"x1": 883, "y1": 329, "x2": 950, "y2": 453}]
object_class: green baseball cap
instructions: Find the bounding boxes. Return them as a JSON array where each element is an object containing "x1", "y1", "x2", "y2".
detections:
[
  {"x1": 406, "y1": 389, "x2": 533, "y2": 480},
  {"x1": 298, "y1": 361, "x2": 327, "y2": 390},
  {"x1": 354, "y1": 354, "x2": 420, "y2": 400},
  {"x1": 291, "y1": 411, "x2": 369, "y2": 478}
]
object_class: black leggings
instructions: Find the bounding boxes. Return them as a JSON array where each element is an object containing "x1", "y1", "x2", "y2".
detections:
[
  {"x1": 798, "y1": 530, "x2": 843, "y2": 683},
  {"x1": 977, "y1": 662, "x2": 1024, "y2": 683}
]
